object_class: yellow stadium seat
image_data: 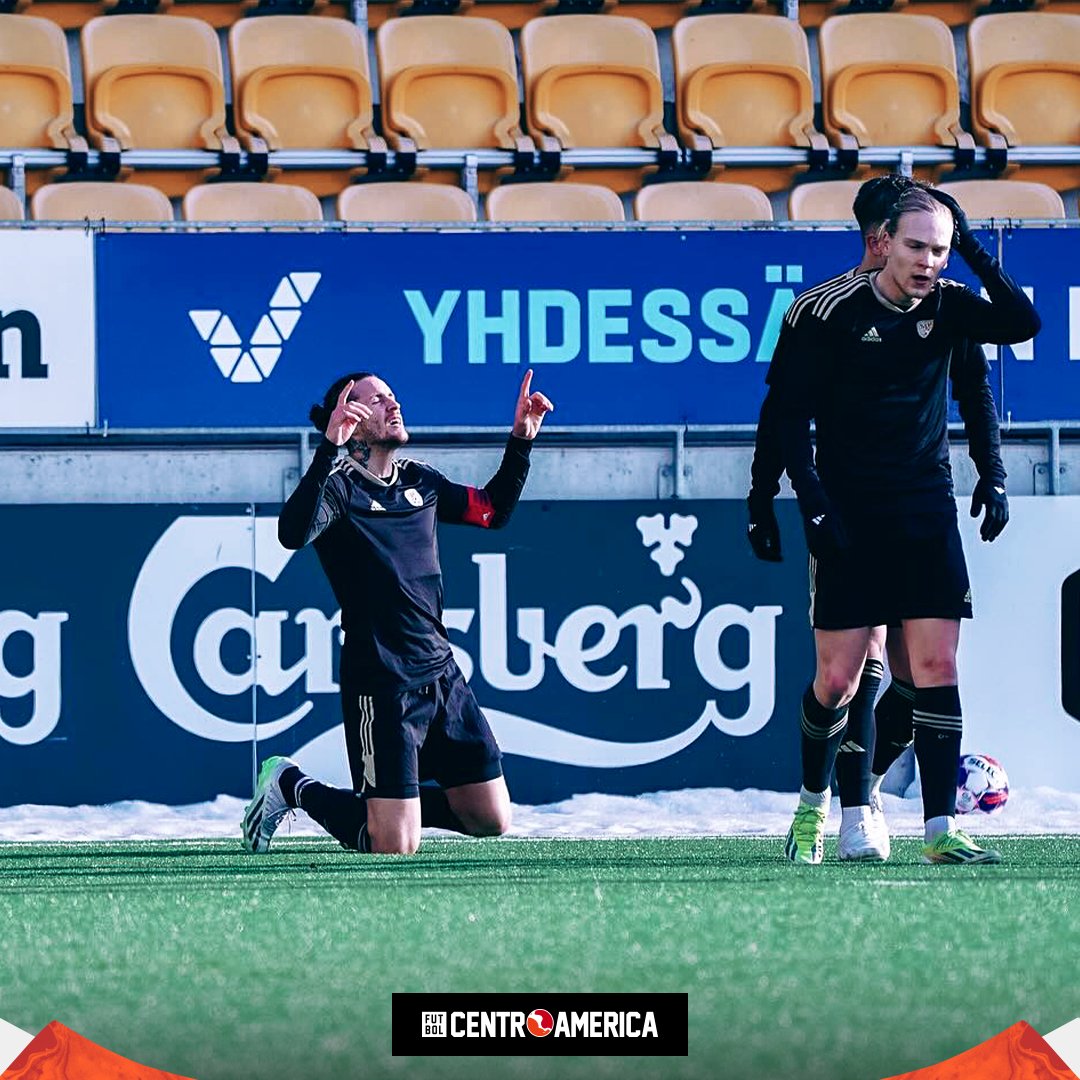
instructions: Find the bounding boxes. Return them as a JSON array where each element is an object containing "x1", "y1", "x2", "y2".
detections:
[
  {"x1": 0, "y1": 14, "x2": 87, "y2": 192},
  {"x1": 82, "y1": 14, "x2": 238, "y2": 196},
  {"x1": 820, "y1": 14, "x2": 974, "y2": 176},
  {"x1": 230, "y1": 16, "x2": 380, "y2": 196},
  {"x1": 485, "y1": 181, "x2": 625, "y2": 221},
  {"x1": 337, "y1": 183, "x2": 478, "y2": 222},
  {"x1": 376, "y1": 16, "x2": 529, "y2": 191},
  {"x1": 0, "y1": 187, "x2": 25, "y2": 220},
  {"x1": 520, "y1": 14, "x2": 678, "y2": 193},
  {"x1": 788, "y1": 179, "x2": 863, "y2": 221},
  {"x1": 937, "y1": 178, "x2": 1066, "y2": 218},
  {"x1": 968, "y1": 12, "x2": 1080, "y2": 191},
  {"x1": 672, "y1": 14, "x2": 826, "y2": 193},
  {"x1": 31, "y1": 180, "x2": 174, "y2": 220},
  {"x1": 182, "y1": 181, "x2": 323, "y2": 221},
  {"x1": 634, "y1": 180, "x2": 772, "y2": 221}
]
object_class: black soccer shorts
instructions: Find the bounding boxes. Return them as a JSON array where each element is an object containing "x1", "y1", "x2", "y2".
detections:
[
  {"x1": 809, "y1": 505, "x2": 973, "y2": 631},
  {"x1": 340, "y1": 660, "x2": 503, "y2": 799}
]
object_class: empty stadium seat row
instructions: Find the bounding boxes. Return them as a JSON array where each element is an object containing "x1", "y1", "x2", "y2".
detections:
[
  {"x1": 2, "y1": 10, "x2": 1078, "y2": 199},
  {"x1": 0, "y1": 177, "x2": 1066, "y2": 223},
  {"x1": 7, "y1": 0, "x2": 1080, "y2": 33}
]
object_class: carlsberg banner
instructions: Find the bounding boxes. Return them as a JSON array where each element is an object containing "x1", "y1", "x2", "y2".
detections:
[{"x1": 2, "y1": 499, "x2": 1078, "y2": 806}]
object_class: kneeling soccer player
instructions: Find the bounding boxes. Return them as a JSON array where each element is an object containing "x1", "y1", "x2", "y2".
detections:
[{"x1": 242, "y1": 368, "x2": 553, "y2": 855}]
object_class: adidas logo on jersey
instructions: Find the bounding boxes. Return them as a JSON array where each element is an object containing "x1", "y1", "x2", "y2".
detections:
[
  {"x1": 370, "y1": 500, "x2": 385, "y2": 512},
  {"x1": 860, "y1": 326, "x2": 882, "y2": 343}
]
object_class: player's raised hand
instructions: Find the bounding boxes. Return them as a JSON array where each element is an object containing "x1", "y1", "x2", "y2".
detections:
[
  {"x1": 512, "y1": 368, "x2": 554, "y2": 440},
  {"x1": 325, "y1": 380, "x2": 372, "y2": 446},
  {"x1": 929, "y1": 187, "x2": 979, "y2": 261}
]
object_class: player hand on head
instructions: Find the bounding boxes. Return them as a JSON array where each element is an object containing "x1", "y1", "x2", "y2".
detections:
[
  {"x1": 325, "y1": 379, "x2": 372, "y2": 447},
  {"x1": 747, "y1": 491, "x2": 782, "y2": 562},
  {"x1": 971, "y1": 478, "x2": 1009, "y2": 541},
  {"x1": 512, "y1": 368, "x2": 554, "y2": 440},
  {"x1": 928, "y1": 188, "x2": 980, "y2": 263}
]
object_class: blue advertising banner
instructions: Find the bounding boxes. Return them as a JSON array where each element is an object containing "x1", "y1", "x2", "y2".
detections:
[
  {"x1": 979, "y1": 228, "x2": 1079, "y2": 423},
  {"x1": 96, "y1": 230, "x2": 866, "y2": 428},
  {"x1": 94, "y1": 227, "x2": 1074, "y2": 430},
  {"x1": 0, "y1": 501, "x2": 810, "y2": 807}
]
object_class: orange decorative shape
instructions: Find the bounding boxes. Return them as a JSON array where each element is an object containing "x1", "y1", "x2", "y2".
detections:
[
  {"x1": 885, "y1": 1021, "x2": 1078, "y2": 1080},
  {"x1": 1, "y1": 1021, "x2": 194, "y2": 1080}
]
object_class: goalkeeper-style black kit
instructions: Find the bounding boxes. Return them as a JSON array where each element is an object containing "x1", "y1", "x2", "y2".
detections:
[
  {"x1": 767, "y1": 247, "x2": 1038, "y2": 630},
  {"x1": 278, "y1": 435, "x2": 531, "y2": 797}
]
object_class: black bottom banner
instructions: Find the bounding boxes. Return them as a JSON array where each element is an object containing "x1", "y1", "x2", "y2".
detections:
[{"x1": 392, "y1": 992, "x2": 688, "y2": 1056}]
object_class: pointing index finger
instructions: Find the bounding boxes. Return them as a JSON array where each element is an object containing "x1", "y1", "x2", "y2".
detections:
[
  {"x1": 337, "y1": 379, "x2": 355, "y2": 408},
  {"x1": 520, "y1": 368, "x2": 533, "y2": 399}
]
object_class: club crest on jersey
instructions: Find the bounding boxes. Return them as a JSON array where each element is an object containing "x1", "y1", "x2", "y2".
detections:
[
  {"x1": 917, "y1": 319, "x2": 934, "y2": 339},
  {"x1": 404, "y1": 488, "x2": 424, "y2": 507}
]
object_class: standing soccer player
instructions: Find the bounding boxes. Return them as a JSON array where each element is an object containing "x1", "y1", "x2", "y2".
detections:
[
  {"x1": 748, "y1": 177, "x2": 1010, "y2": 862},
  {"x1": 242, "y1": 369, "x2": 553, "y2": 855},
  {"x1": 769, "y1": 185, "x2": 1038, "y2": 865}
]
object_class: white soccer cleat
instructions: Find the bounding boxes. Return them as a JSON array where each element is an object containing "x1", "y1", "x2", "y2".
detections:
[
  {"x1": 867, "y1": 790, "x2": 892, "y2": 861},
  {"x1": 838, "y1": 818, "x2": 889, "y2": 862},
  {"x1": 242, "y1": 756, "x2": 296, "y2": 854}
]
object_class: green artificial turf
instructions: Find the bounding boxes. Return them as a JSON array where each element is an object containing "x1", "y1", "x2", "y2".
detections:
[{"x1": 1, "y1": 837, "x2": 1078, "y2": 1080}]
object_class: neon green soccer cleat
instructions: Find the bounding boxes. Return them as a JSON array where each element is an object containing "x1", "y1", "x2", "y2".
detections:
[
  {"x1": 242, "y1": 756, "x2": 296, "y2": 854},
  {"x1": 784, "y1": 801, "x2": 828, "y2": 865},
  {"x1": 921, "y1": 828, "x2": 1002, "y2": 865}
]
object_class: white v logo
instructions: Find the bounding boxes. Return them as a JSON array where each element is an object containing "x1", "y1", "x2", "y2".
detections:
[{"x1": 188, "y1": 272, "x2": 321, "y2": 383}]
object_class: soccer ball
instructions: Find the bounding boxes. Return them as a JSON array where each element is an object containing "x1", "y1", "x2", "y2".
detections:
[{"x1": 956, "y1": 753, "x2": 1009, "y2": 815}]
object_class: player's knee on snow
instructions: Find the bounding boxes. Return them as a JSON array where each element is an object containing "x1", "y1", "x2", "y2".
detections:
[
  {"x1": 460, "y1": 806, "x2": 512, "y2": 838},
  {"x1": 369, "y1": 821, "x2": 422, "y2": 856}
]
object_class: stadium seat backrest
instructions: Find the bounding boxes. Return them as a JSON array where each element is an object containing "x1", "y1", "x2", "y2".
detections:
[
  {"x1": 182, "y1": 181, "x2": 323, "y2": 221},
  {"x1": 337, "y1": 183, "x2": 478, "y2": 222},
  {"x1": 376, "y1": 16, "x2": 522, "y2": 150},
  {"x1": 486, "y1": 182, "x2": 625, "y2": 222},
  {"x1": 0, "y1": 14, "x2": 76, "y2": 149},
  {"x1": 820, "y1": 14, "x2": 963, "y2": 147},
  {"x1": 181, "y1": 182, "x2": 321, "y2": 222},
  {"x1": 520, "y1": 15, "x2": 666, "y2": 149},
  {"x1": 31, "y1": 181, "x2": 174, "y2": 221},
  {"x1": 968, "y1": 13, "x2": 1080, "y2": 147},
  {"x1": 673, "y1": 15, "x2": 815, "y2": 152},
  {"x1": 788, "y1": 179, "x2": 862, "y2": 221},
  {"x1": 937, "y1": 179, "x2": 1066, "y2": 219},
  {"x1": 230, "y1": 17, "x2": 374, "y2": 151},
  {"x1": 0, "y1": 186, "x2": 25, "y2": 221},
  {"x1": 82, "y1": 15, "x2": 229, "y2": 150},
  {"x1": 634, "y1": 181, "x2": 773, "y2": 222}
]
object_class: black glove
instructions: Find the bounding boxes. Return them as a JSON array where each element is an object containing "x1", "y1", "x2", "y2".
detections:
[
  {"x1": 928, "y1": 187, "x2": 981, "y2": 262},
  {"x1": 747, "y1": 492, "x2": 782, "y2": 563},
  {"x1": 971, "y1": 478, "x2": 1009, "y2": 541},
  {"x1": 801, "y1": 503, "x2": 850, "y2": 562}
]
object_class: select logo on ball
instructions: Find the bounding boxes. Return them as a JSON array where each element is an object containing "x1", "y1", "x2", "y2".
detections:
[{"x1": 527, "y1": 1010, "x2": 554, "y2": 1037}]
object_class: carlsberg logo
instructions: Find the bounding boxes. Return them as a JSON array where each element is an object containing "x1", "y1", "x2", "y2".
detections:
[{"x1": 122, "y1": 516, "x2": 780, "y2": 763}]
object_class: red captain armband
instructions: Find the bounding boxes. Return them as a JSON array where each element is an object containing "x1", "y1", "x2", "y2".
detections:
[{"x1": 462, "y1": 487, "x2": 496, "y2": 528}]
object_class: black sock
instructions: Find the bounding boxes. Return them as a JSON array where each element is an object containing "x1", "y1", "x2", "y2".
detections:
[
  {"x1": 913, "y1": 685, "x2": 962, "y2": 820},
  {"x1": 836, "y1": 658, "x2": 882, "y2": 807},
  {"x1": 292, "y1": 774, "x2": 371, "y2": 852},
  {"x1": 800, "y1": 684, "x2": 849, "y2": 794},
  {"x1": 872, "y1": 677, "x2": 916, "y2": 777},
  {"x1": 419, "y1": 786, "x2": 468, "y2": 834}
]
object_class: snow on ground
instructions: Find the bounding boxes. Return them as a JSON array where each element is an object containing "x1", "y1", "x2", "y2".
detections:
[{"x1": 1, "y1": 787, "x2": 1078, "y2": 842}]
